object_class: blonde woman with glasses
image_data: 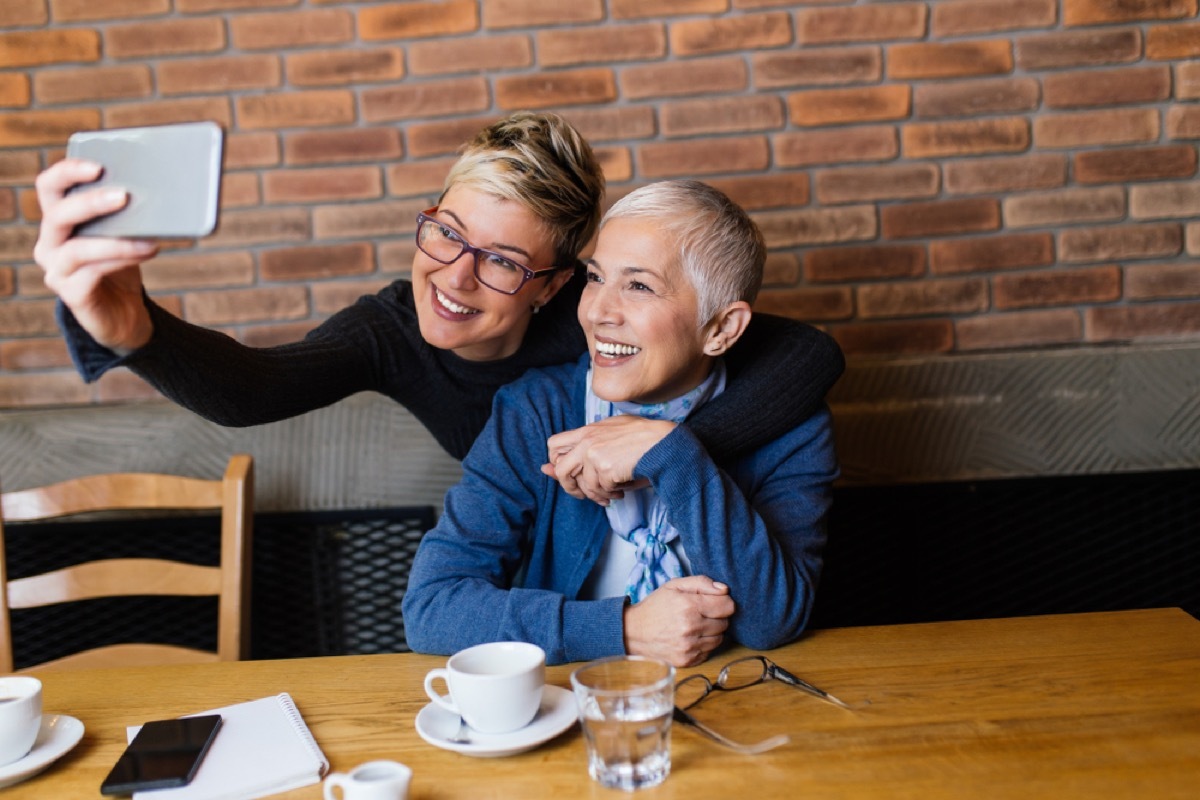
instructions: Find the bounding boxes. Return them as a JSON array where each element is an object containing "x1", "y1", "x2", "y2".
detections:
[{"x1": 34, "y1": 113, "x2": 842, "y2": 488}]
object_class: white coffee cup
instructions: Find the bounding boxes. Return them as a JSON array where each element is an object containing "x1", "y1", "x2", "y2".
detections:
[
  {"x1": 423, "y1": 641, "x2": 545, "y2": 734},
  {"x1": 324, "y1": 760, "x2": 411, "y2": 800},
  {"x1": 0, "y1": 676, "x2": 42, "y2": 767}
]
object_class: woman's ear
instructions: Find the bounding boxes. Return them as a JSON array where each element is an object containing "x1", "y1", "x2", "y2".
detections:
[
  {"x1": 702, "y1": 302, "x2": 752, "y2": 356},
  {"x1": 530, "y1": 266, "x2": 575, "y2": 311}
]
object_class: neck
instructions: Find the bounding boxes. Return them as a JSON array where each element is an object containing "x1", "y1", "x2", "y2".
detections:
[{"x1": 590, "y1": 361, "x2": 726, "y2": 425}]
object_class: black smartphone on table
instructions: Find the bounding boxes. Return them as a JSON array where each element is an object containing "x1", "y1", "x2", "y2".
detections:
[
  {"x1": 100, "y1": 714, "x2": 223, "y2": 796},
  {"x1": 65, "y1": 120, "x2": 224, "y2": 239}
]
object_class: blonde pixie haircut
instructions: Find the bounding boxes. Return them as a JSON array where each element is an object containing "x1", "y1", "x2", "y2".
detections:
[
  {"x1": 601, "y1": 180, "x2": 766, "y2": 327},
  {"x1": 443, "y1": 111, "x2": 606, "y2": 266}
]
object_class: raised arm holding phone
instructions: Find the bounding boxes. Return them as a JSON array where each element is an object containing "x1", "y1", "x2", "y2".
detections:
[{"x1": 34, "y1": 113, "x2": 843, "y2": 467}]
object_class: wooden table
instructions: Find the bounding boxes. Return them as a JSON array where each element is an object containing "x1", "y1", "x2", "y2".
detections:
[{"x1": 8, "y1": 608, "x2": 1200, "y2": 799}]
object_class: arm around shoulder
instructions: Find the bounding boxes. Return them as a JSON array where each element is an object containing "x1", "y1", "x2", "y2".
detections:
[{"x1": 687, "y1": 314, "x2": 844, "y2": 462}]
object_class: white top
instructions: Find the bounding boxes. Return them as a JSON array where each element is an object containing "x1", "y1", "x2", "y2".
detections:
[{"x1": 581, "y1": 531, "x2": 693, "y2": 600}]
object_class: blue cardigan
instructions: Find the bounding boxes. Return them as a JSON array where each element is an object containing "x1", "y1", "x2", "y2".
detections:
[{"x1": 402, "y1": 355, "x2": 838, "y2": 665}]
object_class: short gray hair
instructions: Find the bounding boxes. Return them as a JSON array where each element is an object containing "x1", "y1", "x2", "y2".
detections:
[
  {"x1": 601, "y1": 180, "x2": 765, "y2": 326},
  {"x1": 444, "y1": 111, "x2": 605, "y2": 266}
]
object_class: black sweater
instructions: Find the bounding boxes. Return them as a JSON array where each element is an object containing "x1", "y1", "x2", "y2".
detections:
[{"x1": 60, "y1": 276, "x2": 844, "y2": 462}]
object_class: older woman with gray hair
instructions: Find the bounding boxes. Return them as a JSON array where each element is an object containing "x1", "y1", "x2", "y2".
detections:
[{"x1": 403, "y1": 179, "x2": 837, "y2": 667}]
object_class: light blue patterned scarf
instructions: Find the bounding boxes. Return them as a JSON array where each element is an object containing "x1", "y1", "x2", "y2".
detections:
[{"x1": 584, "y1": 362, "x2": 726, "y2": 603}]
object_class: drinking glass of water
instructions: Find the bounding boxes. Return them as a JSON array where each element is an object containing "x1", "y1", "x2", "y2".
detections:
[{"x1": 570, "y1": 656, "x2": 675, "y2": 791}]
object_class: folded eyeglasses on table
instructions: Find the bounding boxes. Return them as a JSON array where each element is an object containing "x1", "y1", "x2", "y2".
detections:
[{"x1": 672, "y1": 655, "x2": 852, "y2": 755}]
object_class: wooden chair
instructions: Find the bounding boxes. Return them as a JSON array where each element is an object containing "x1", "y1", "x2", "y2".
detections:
[{"x1": 0, "y1": 454, "x2": 253, "y2": 672}]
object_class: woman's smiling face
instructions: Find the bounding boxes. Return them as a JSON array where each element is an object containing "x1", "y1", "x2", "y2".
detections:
[
  {"x1": 579, "y1": 217, "x2": 716, "y2": 405},
  {"x1": 411, "y1": 185, "x2": 565, "y2": 362}
]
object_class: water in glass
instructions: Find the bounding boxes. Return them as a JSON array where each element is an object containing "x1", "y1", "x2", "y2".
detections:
[{"x1": 571, "y1": 656, "x2": 674, "y2": 791}]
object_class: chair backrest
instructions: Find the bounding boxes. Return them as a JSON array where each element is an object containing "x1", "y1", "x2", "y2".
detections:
[{"x1": 0, "y1": 454, "x2": 253, "y2": 672}]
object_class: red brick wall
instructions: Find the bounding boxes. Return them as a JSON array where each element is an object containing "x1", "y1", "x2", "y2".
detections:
[{"x1": 1, "y1": 0, "x2": 1199, "y2": 409}]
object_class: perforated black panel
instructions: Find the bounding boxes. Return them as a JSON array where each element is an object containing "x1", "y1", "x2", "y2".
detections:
[
  {"x1": 811, "y1": 470, "x2": 1200, "y2": 629},
  {"x1": 249, "y1": 509, "x2": 433, "y2": 658}
]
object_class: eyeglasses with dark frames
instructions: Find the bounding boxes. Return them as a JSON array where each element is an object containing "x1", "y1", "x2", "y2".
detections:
[
  {"x1": 669, "y1": 655, "x2": 851, "y2": 755},
  {"x1": 676, "y1": 655, "x2": 851, "y2": 711},
  {"x1": 415, "y1": 207, "x2": 571, "y2": 296}
]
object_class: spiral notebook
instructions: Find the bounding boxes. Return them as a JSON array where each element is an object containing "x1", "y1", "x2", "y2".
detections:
[{"x1": 126, "y1": 693, "x2": 329, "y2": 800}]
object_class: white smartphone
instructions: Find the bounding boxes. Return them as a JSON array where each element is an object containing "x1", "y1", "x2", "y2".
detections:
[{"x1": 66, "y1": 121, "x2": 224, "y2": 238}]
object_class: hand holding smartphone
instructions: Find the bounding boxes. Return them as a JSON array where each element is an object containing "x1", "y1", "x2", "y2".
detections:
[
  {"x1": 100, "y1": 714, "x2": 223, "y2": 796},
  {"x1": 66, "y1": 121, "x2": 224, "y2": 239}
]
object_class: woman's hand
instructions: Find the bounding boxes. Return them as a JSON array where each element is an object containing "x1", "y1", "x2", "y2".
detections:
[
  {"x1": 33, "y1": 159, "x2": 159, "y2": 354},
  {"x1": 623, "y1": 576, "x2": 735, "y2": 668},
  {"x1": 541, "y1": 415, "x2": 675, "y2": 504}
]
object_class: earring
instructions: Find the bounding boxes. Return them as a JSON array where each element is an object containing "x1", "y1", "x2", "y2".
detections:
[{"x1": 531, "y1": 303, "x2": 542, "y2": 315}]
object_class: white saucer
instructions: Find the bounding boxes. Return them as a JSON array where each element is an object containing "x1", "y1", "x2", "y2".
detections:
[
  {"x1": 416, "y1": 685, "x2": 577, "y2": 758},
  {"x1": 0, "y1": 714, "x2": 85, "y2": 789}
]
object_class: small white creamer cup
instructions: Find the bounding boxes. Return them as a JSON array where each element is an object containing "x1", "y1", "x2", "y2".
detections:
[
  {"x1": 424, "y1": 641, "x2": 545, "y2": 734},
  {"x1": 0, "y1": 676, "x2": 42, "y2": 767},
  {"x1": 324, "y1": 760, "x2": 412, "y2": 800}
]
